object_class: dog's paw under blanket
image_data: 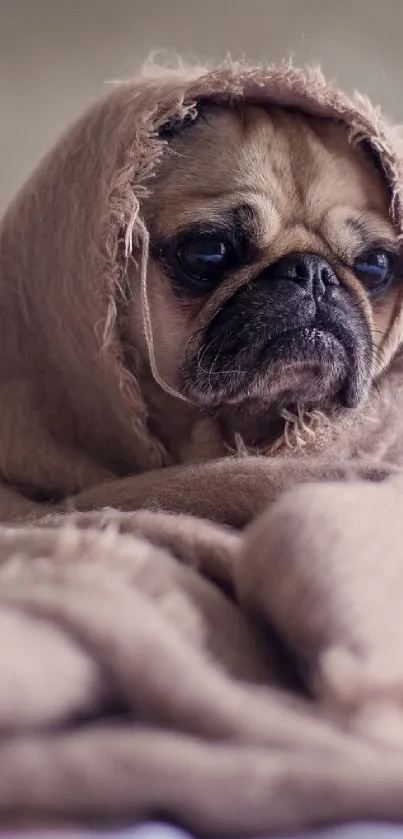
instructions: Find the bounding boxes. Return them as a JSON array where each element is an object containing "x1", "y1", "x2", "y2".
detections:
[{"x1": 238, "y1": 472, "x2": 403, "y2": 747}]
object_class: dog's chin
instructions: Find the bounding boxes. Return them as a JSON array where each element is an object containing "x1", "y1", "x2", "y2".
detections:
[{"x1": 182, "y1": 323, "x2": 371, "y2": 444}]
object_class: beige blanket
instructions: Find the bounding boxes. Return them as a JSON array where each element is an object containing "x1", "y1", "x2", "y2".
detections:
[
  {"x1": 1, "y1": 484, "x2": 403, "y2": 833},
  {"x1": 1, "y1": 60, "x2": 403, "y2": 834}
]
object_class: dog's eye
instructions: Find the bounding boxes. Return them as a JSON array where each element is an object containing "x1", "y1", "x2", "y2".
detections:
[
  {"x1": 354, "y1": 249, "x2": 395, "y2": 295},
  {"x1": 176, "y1": 236, "x2": 231, "y2": 286}
]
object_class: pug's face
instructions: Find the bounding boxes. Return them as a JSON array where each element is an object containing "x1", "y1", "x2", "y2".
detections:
[{"x1": 138, "y1": 105, "x2": 401, "y2": 442}]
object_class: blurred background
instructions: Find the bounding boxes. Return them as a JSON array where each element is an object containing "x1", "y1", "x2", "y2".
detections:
[{"x1": 1, "y1": 0, "x2": 403, "y2": 212}]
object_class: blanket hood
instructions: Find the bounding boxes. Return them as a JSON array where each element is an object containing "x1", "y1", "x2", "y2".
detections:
[{"x1": 1, "y1": 61, "x2": 403, "y2": 499}]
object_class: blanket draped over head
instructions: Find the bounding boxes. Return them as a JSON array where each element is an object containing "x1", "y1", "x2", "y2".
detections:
[{"x1": 1, "y1": 61, "x2": 403, "y2": 834}]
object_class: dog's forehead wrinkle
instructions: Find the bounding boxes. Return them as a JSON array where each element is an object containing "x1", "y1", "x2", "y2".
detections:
[
  {"x1": 320, "y1": 206, "x2": 397, "y2": 260},
  {"x1": 149, "y1": 103, "x2": 390, "y2": 241}
]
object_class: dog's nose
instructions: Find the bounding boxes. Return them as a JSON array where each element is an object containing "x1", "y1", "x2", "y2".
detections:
[{"x1": 267, "y1": 252, "x2": 338, "y2": 296}]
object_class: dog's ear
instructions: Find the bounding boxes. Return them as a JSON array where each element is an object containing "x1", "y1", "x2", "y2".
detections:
[{"x1": 159, "y1": 107, "x2": 199, "y2": 138}]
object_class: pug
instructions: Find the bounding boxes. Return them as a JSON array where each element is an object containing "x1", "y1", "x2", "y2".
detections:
[
  {"x1": 1, "y1": 89, "x2": 402, "y2": 528},
  {"x1": 137, "y1": 104, "x2": 400, "y2": 450},
  {"x1": 66, "y1": 103, "x2": 402, "y2": 528}
]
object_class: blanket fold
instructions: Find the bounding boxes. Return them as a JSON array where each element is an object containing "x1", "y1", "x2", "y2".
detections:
[{"x1": 1, "y1": 494, "x2": 403, "y2": 833}]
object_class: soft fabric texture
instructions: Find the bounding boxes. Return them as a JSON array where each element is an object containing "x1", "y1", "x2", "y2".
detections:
[
  {"x1": 2, "y1": 498, "x2": 403, "y2": 834},
  {"x1": 1, "y1": 60, "x2": 403, "y2": 834}
]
